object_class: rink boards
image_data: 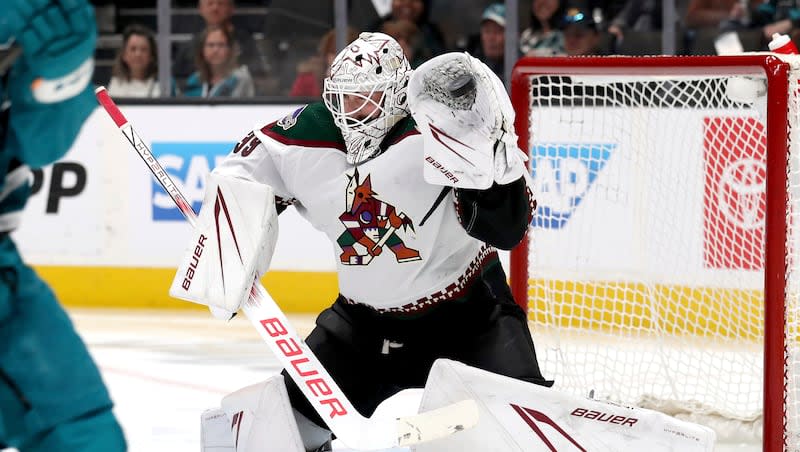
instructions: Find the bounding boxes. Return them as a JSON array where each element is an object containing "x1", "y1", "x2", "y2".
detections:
[{"x1": 16, "y1": 104, "x2": 339, "y2": 312}]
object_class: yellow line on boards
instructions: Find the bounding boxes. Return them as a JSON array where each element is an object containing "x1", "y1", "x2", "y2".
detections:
[
  {"x1": 33, "y1": 266, "x2": 338, "y2": 313},
  {"x1": 36, "y1": 268, "x2": 765, "y2": 341}
]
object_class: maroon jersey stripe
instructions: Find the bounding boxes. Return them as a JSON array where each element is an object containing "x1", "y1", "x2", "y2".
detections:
[{"x1": 261, "y1": 122, "x2": 347, "y2": 152}]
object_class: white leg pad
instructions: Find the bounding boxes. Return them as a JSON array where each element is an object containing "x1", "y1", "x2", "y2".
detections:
[
  {"x1": 201, "y1": 408, "x2": 236, "y2": 452},
  {"x1": 293, "y1": 409, "x2": 333, "y2": 451},
  {"x1": 201, "y1": 375, "x2": 305, "y2": 452},
  {"x1": 414, "y1": 359, "x2": 717, "y2": 452}
]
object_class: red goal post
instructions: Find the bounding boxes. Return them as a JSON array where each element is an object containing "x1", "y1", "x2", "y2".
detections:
[{"x1": 509, "y1": 55, "x2": 797, "y2": 450}]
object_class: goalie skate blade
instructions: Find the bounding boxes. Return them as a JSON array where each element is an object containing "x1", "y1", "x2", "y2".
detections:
[{"x1": 396, "y1": 399, "x2": 479, "y2": 447}]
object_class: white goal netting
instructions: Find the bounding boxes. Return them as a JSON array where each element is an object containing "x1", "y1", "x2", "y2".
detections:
[{"x1": 513, "y1": 55, "x2": 800, "y2": 449}]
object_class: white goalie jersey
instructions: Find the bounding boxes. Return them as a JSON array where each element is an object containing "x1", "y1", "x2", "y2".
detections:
[{"x1": 213, "y1": 102, "x2": 498, "y2": 313}]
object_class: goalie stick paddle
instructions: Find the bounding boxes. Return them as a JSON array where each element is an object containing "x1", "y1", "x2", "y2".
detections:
[{"x1": 94, "y1": 86, "x2": 479, "y2": 451}]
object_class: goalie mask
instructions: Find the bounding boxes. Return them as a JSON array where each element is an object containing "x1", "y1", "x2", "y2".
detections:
[{"x1": 323, "y1": 32, "x2": 411, "y2": 165}]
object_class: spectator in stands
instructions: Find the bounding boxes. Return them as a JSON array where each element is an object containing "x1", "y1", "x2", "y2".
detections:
[
  {"x1": 382, "y1": 19, "x2": 425, "y2": 67},
  {"x1": 184, "y1": 26, "x2": 255, "y2": 97},
  {"x1": 519, "y1": 0, "x2": 567, "y2": 56},
  {"x1": 289, "y1": 27, "x2": 359, "y2": 98},
  {"x1": 469, "y1": 3, "x2": 508, "y2": 82},
  {"x1": 561, "y1": 0, "x2": 626, "y2": 31},
  {"x1": 370, "y1": 0, "x2": 447, "y2": 60},
  {"x1": 563, "y1": 7, "x2": 605, "y2": 56},
  {"x1": 108, "y1": 24, "x2": 175, "y2": 97},
  {"x1": 684, "y1": 0, "x2": 755, "y2": 30},
  {"x1": 173, "y1": 0, "x2": 265, "y2": 88},
  {"x1": 607, "y1": 0, "x2": 664, "y2": 43},
  {"x1": 750, "y1": 0, "x2": 800, "y2": 41}
]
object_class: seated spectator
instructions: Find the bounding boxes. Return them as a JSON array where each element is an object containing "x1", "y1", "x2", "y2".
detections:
[
  {"x1": 370, "y1": 0, "x2": 447, "y2": 60},
  {"x1": 382, "y1": 19, "x2": 425, "y2": 67},
  {"x1": 684, "y1": 0, "x2": 755, "y2": 30},
  {"x1": 569, "y1": 0, "x2": 624, "y2": 26},
  {"x1": 563, "y1": 7, "x2": 605, "y2": 56},
  {"x1": 108, "y1": 25, "x2": 175, "y2": 97},
  {"x1": 467, "y1": 3, "x2": 508, "y2": 82},
  {"x1": 751, "y1": 0, "x2": 800, "y2": 41},
  {"x1": 289, "y1": 27, "x2": 359, "y2": 98},
  {"x1": 184, "y1": 26, "x2": 255, "y2": 98},
  {"x1": 520, "y1": 0, "x2": 567, "y2": 56},
  {"x1": 173, "y1": 0, "x2": 265, "y2": 87},
  {"x1": 607, "y1": 0, "x2": 664, "y2": 42}
]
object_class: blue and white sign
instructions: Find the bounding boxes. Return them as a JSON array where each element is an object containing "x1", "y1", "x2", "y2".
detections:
[
  {"x1": 150, "y1": 142, "x2": 233, "y2": 221},
  {"x1": 530, "y1": 143, "x2": 615, "y2": 229}
]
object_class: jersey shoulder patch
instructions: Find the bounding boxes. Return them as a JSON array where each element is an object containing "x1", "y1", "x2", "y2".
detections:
[{"x1": 261, "y1": 102, "x2": 346, "y2": 151}]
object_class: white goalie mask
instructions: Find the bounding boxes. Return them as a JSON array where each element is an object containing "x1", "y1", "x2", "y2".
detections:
[{"x1": 323, "y1": 32, "x2": 411, "y2": 164}]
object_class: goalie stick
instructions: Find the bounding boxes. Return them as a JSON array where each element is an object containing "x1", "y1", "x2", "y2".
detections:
[
  {"x1": 353, "y1": 213, "x2": 410, "y2": 265},
  {"x1": 0, "y1": 44, "x2": 21, "y2": 77},
  {"x1": 94, "y1": 86, "x2": 479, "y2": 451}
]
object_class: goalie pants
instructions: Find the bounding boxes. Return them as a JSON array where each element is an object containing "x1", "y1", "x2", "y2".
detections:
[
  {"x1": 0, "y1": 236, "x2": 126, "y2": 451},
  {"x1": 283, "y1": 257, "x2": 553, "y2": 431}
]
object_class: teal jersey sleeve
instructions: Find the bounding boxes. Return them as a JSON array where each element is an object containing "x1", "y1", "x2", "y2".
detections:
[
  {"x1": 5, "y1": 85, "x2": 95, "y2": 168},
  {"x1": 1, "y1": 0, "x2": 98, "y2": 167},
  {"x1": 0, "y1": 0, "x2": 29, "y2": 44}
]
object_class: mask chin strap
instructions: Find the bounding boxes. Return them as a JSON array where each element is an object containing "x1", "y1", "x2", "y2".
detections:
[
  {"x1": 344, "y1": 131, "x2": 376, "y2": 165},
  {"x1": 347, "y1": 112, "x2": 410, "y2": 165}
]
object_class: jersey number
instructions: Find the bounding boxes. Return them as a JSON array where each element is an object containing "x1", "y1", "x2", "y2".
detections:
[{"x1": 233, "y1": 131, "x2": 260, "y2": 157}]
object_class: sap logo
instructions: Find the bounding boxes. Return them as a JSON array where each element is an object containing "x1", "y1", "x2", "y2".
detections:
[
  {"x1": 151, "y1": 142, "x2": 234, "y2": 221},
  {"x1": 30, "y1": 162, "x2": 87, "y2": 213},
  {"x1": 530, "y1": 143, "x2": 614, "y2": 229}
]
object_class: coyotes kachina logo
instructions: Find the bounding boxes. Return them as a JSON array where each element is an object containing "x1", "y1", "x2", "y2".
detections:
[{"x1": 337, "y1": 169, "x2": 421, "y2": 265}]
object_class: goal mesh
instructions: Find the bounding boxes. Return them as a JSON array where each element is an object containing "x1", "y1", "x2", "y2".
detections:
[{"x1": 511, "y1": 55, "x2": 799, "y2": 449}]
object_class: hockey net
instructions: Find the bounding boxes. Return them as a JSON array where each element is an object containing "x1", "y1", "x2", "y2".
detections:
[{"x1": 509, "y1": 54, "x2": 800, "y2": 450}]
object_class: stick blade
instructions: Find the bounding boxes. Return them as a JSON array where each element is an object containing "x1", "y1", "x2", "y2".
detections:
[{"x1": 396, "y1": 399, "x2": 479, "y2": 447}]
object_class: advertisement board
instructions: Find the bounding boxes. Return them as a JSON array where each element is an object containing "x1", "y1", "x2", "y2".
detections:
[
  {"x1": 13, "y1": 104, "x2": 338, "y2": 310},
  {"x1": 12, "y1": 103, "x2": 769, "y2": 309},
  {"x1": 15, "y1": 104, "x2": 335, "y2": 271},
  {"x1": 527, "y1": 107, "x2": 765, "y2": 290}
]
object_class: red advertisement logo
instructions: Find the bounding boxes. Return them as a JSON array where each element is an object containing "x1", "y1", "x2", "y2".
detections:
[{"x1": 703, "y1": 117, "x2": 766, "y2": 269}]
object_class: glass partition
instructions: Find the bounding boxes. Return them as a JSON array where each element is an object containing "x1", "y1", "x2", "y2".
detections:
[{"x1": 89, "y1": 0, "x2": 773, "y2": 103}]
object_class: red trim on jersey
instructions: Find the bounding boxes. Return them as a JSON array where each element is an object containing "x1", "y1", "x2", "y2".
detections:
[
  {"x1": 260, "y1": 122, "x2": 347, "y2": 152},
  {"x1": 260, "y1": 120, "x2": 418, "y2": 154},
  {"x1": 343, "y1": 246, "x2": 498, "y2": 315}
]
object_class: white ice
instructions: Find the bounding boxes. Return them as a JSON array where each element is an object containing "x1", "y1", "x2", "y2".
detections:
[
  {"x1": 70, "y1": 309, "x2": 413, "y2": 452},
  {"x1": 66, "y1": 309, "x2": 759, "y2": 452}
]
